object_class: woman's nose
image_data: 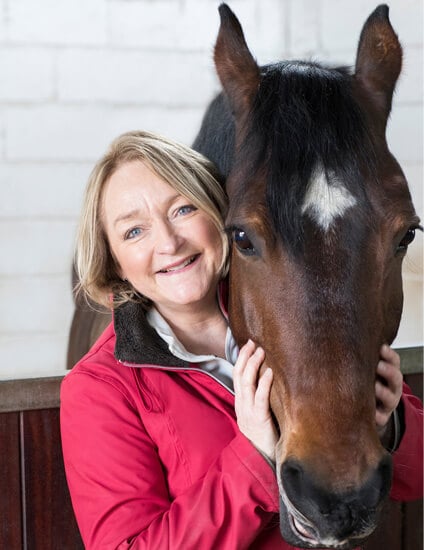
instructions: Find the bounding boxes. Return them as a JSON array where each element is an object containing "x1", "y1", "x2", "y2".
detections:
[{"x1": 154, "y1": 220, "x2": 182, "y2": 254}]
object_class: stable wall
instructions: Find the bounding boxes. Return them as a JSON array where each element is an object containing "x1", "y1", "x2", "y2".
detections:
[{"x1": 0, "y1": 0, "x2": 422, "y2": 379}]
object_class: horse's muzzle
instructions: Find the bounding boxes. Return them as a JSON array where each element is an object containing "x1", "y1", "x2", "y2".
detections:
[{"x1": 278, "y1": 455, "x2": 393, "y2": 549}]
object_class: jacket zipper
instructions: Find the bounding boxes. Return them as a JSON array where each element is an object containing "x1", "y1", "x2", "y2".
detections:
[{"x1": 120, "y1": 361, "x2": 235, "y2": 396}]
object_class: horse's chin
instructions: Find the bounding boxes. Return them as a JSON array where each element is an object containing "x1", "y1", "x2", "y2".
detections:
[{"x1": 279, "y1": 496, "x2": 373, "y2": 550}]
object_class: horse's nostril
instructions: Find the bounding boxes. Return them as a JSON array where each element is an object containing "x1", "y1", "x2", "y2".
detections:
[
  {"x1": 281, "y1": 460, "x2": 304, "y2": 496},
  {"x1": 365, "y1": 454, "x2": 393, "y2": 508}
]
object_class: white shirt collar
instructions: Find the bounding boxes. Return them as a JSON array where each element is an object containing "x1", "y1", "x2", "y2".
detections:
[{"x1": 146, "y1": 307, "x2": 239, "y2": 390}]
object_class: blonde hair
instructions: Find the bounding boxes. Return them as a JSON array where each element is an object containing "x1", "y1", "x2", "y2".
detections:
[{"x1": 75, "y1": 130, "x2": 229, "y2": 309}]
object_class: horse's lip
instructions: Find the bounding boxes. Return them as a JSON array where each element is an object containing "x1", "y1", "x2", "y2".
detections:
[
  {"x1": 288, "y1": 510, "x2": 319, "y2": 545},
  {"x1": 279, "y1": 484, "x2": 320, "y2": 545}
]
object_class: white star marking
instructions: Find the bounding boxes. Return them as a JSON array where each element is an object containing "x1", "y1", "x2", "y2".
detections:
[{"x1": 301, "y1": 170, "x2": 357, "y2": 231}]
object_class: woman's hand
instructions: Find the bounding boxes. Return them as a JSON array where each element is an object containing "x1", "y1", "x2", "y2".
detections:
[
  {"x1": 375, "y1": 345, "x2": 403, "y2": 438},
  {"x1": 233, "y1": 339, "x2": 278, "y2": 462}
]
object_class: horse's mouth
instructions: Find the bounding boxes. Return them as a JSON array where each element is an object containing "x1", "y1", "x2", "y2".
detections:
[
  {"x1": 287, "y1": 509, "x2": 354, "y2": 549},
  {"x1": 280, "y1": 487, "x2": 321, "y2": 546},
  {"x1": 280, "y1": 489, "x2": 353, "y2": 549}
]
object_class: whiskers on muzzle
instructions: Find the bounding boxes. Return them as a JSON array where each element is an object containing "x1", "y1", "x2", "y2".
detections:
[{"x1": 276, "y1": 455, "x2": 392, "y2": 549}]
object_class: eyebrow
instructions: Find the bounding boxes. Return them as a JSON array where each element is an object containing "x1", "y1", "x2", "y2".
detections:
[
  {"x1": 113, "y1": 209, "x2": 142, "y2": 228},
  {"x1": 112, "y1": 193, "x2": 184, "y2": 228}
]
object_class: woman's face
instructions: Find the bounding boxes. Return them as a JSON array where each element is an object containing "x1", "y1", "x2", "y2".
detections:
[{"x1": 102, "y1": 160, "x2": 224, "y2": 317}]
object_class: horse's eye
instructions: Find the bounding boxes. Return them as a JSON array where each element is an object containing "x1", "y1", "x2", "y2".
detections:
[
  {"x1": 232, "y1": 228, "x2": 256, "y2": 255},
  {"x1": 397, "y1": 228, "x2": 416, "y2": 253}
]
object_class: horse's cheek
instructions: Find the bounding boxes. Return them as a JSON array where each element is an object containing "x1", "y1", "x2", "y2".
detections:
[
  {"x1": 269, "y1": 376, "x2": 288, "y2": 441},
  {"x1": 383, "y1": 266, "x2": 404, "y2": 344}
]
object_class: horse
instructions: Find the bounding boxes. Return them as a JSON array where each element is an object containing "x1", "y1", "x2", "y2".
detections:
[{"x1": 67, "y1": 4, "x2": 420, "y2": 548}]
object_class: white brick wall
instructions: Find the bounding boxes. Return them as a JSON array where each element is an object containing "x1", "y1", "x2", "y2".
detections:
[{"x1": 0, "y1": 0, "x2": 422, "y2": 379}]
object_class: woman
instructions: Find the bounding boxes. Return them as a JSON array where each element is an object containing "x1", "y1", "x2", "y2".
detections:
[{"x1": 61, "y1": 130, "x2": 422, "y2": 549}]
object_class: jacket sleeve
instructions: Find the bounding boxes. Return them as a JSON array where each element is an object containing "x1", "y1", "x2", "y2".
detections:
[
  {"x1": 389, "y1": 381, "x2": 423, "y2": 502},
  {"x1": 60, "y1": 370, "x2": 280, "y2": 550}
]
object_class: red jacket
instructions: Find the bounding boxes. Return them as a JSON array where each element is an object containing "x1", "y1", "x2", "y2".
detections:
[{"x1": 60, "y1": 299, "x2": 423, "y2": 550}]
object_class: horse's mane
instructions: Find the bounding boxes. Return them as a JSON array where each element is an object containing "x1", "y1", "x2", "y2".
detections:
[
  {"x1": 192, "y1": 93, "x2": 235, "y2": 181},
  {"x1": 247, "y1": 61, "x2": 376, "y2": 252}
]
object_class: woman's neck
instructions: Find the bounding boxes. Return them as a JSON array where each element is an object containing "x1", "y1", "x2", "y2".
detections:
[{"x1": 155, "y1": 296, "x2": 228, "y2": 358}]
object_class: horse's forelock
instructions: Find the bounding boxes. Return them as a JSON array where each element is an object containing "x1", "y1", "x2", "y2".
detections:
[{"x1": 242, "y1": 61, "x2": 375, "y2": 254}]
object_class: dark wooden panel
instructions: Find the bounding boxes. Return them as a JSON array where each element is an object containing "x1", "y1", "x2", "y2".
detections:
[
  {"x1": 0, "y1": 412, "x2": 22, "y2": 549},
  {"x1": 21, "y1": 409, "x2": 83, "y2": 550},
  {"x1": 398, "y1": 347, "x2": 423, "y2": 376},
  {"x1": 363, "y1": 500, "x2": 402, "y2": 550},
  {"x1": 404, "y1": 372, "x2": 423, "y2": 402},
  {"x1": 403, "y1": 500, "x2": 423, "y2": 550},
  {"x1": 0, "y1": 377, "x2": 62, "y2": 413}
]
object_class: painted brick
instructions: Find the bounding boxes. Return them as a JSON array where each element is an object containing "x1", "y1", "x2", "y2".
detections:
[
  {"x1": 108, "y1": 0, "x2": 191, "y2": 50},
  {"x1": 7, "y1": 0, "x2": 107, "y2": 45},
  {"x1": 0, "y1": 47, "x2": 54, "y2": 102},
  {"x1": 402, "y1": 163, "x2": 423, "y2": 216},
  {"x1": 203, "y1": 0, "x2": 287, "y2": 63},
  {"x1": 57, "y1": 49, "x2": 218, "y2": 106},
  {"x1": 289, "y1": 0, "x2": 321, "y2": 56},
  {"x1": 321, "y1": 0, "x2": 375, "y2": 52},
  {"x1": 389, "y1": 0, "x2": 423, "y2": 46},
  {"x1": 322, "y1": 0, "x2": 422, "y2": 52},
  {"x1": 0, "y1": 2, "x2": 8, "y2": 41},
  {"x1": 0, "y1": 0, "x2": 422, "y2": 377},
  {"x1": 0, "y1": 220, "x2": 77, "y2": 276},
  {"x1": 0, "y1": 275, "x2": 73, "y2": 332},
  {"x1": 393, "y1": 278, "x2": 423, "y2": 348},
  {"x1": 387, "y1": 104, "x2": 423, "y2": 164},
  {"x1": 0, "y1": 108, "x2": 4, "y2": 158},
  {"x1": 107, "y1": 0, "x2": 218, "y2": 51},
  {"x1": 182, "y1": 0, "x2": 233, "y2": 52},
  {"x1": 403, "y1": 234, "x2": 423, "y2": 277},
  {"x1": 396, "y1": 47, "x2": 423, "y2": 104},
  {"x1": 5, "y1": 105, "x2": 206, "y2": 161},
  {"x1": 107, "y1": 0, "x2": 286, "y2": 61},
  {"x1": 0, "y1": 162, "x2": 91, "y2": 218},
  {"x1": 0, "y1": 333, "x2": 70, "y2": 377}
]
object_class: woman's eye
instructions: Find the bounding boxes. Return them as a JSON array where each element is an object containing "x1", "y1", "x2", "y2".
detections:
[
  {"x1": 125, "y1": 227, "x2": 142, "y2": 240},
  {"x1": 177, "y1": 204, "x2": 197, "y2": 216},
  {"x1": 232, "y1": 228, "x2": 256, "y2": 255},
  {"x1": 397, "y1": 228, "x2": 416, "y2": 253}
]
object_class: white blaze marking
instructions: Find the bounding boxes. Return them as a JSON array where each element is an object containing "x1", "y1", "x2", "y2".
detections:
[{"x1": 301, "y1": 170, "x2": 357, "y2": 231}]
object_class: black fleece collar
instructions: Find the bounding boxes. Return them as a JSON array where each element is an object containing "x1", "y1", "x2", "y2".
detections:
[
  {"x1": 113, "y1": 279, "x2": 228, "y2": 369},
  {"x1": 114, "y1": 300, "x2": 188, "y2": 368}
]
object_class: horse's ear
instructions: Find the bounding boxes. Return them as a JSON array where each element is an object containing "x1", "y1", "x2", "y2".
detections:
[
  {"x1": 354, "y1": 4, "x2": 402, "y2": 122},
  {"x1": 214, "y1": 3, "x2": 260, "y2": 117}
]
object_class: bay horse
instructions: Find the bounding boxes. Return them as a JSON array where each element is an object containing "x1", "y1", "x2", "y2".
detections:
[{"x1": 67, "y1": 4, "x2": 420, "y2": 548}]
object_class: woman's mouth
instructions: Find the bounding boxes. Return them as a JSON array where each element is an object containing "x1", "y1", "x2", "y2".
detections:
[{"x1": 158, "y1": 254, "x2": 200, "y2": 274}]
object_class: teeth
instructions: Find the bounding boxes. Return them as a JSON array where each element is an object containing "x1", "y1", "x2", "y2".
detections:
[
  {"x1": 161, "y1": 256, "x2": 195, "y2": 273},
  {"x1": 292, "y1": 516, "x2": 318, "y2": 542},
  {"x1": 293, "y1": 517, "x2": 311, "y2": 538}
]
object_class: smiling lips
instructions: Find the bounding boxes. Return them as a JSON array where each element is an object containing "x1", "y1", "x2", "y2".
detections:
[{"x1": 157, "y1": 254, "x2": 200, "y2": 274}]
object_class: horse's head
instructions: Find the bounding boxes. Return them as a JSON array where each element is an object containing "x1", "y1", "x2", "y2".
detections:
[{"x1": 214, "y1": 4, "x2": 420, "y2": 548}]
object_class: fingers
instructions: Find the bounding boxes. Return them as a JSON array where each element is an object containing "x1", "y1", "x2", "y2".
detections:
[
  {"x1": 379, "y1": 344, "x2": 400, "y2": 368},
  {"x1": 234, "y1": 340, "x2": 278, "y2": 460},
  {"x1": 255, "y1": 367, "x2": 273, "y2": 410},
  {"x1": 233, "y1": 340, "x2": 265, "y2": 400},
  {"x1": 375, "y1": 345, "x2": 403, "y2": 428},
  {"x1": 376, "y1": 345, "x2": 402, "y2": 395}
]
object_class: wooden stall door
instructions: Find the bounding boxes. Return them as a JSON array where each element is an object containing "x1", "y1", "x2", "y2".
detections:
[{"x1": 1, "y1": 406, "x2": 83, "y2": 550}]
